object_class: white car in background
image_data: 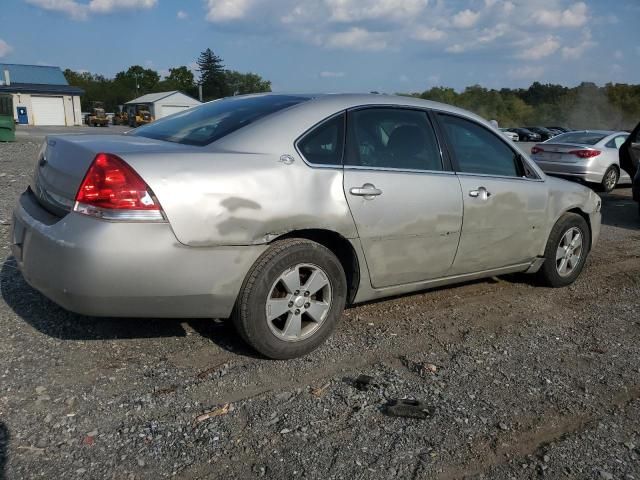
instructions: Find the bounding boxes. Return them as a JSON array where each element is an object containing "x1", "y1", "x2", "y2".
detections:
[
  {"x1": 530, "y1": 130, "x2": 632, "y2": 192},
  {"x1": 500, "y1": 128, "x2": 519, "y2": 142}
]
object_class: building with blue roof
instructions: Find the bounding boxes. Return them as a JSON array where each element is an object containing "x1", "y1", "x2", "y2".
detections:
[{"x1": 0, "y1": 63, "x2": 83, "y2": 126}]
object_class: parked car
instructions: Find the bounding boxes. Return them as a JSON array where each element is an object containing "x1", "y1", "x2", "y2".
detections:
[
  {"x1": 546, "y1": 128, "x2": 564, "y2": 137},
  {"x1": 11, "y1": 94, "x2": 602, "y2": 359},
  {"x1": 547, "y1": 126, "x2": 571, "y2": 133},
  {"x1": 499, "y1": 128, "x2": 518, "y2": 141},
  {"x1": 530, "y1": 130, "x2": 632, "y2": 192},
  {"x1": 506, "y1": 128, "x2": 541, "y2": 142},
  {"x1": 526, "y1": 126, "x2": 556, "y2": 141},
  {"x1": 620, "y1": 121, "x2": 640, "y2": 213}
]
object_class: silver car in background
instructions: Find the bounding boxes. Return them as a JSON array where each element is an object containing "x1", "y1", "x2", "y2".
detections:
[
  {"x1": 11, "y1": 94, "x2": 602, "y2": 359},
  {"x1": 530, "y1": 130, "x2": 631, "y2": 192}
]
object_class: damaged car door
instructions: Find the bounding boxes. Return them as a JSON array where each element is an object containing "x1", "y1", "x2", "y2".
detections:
[{"x1": 343, "y1": 107, "x2": 463, "y2": 288}]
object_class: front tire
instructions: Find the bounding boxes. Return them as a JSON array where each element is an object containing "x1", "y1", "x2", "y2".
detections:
[
  {"x1": 537, "y1": 213, "x2": 590, "y2": 287},
  {"x1": 232, "y1": 239, "x2": 347, "y2": 359}
]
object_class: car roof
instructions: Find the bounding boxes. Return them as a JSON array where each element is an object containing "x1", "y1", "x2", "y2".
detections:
[{"x1": 232, "y1": 92, "x2": 493, "y2": 127}]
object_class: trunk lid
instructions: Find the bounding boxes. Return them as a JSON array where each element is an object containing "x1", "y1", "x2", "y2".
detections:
[
  {"x1": 31, "y1": 134, "x2": 194, "y2": 216},
  {"x1": 531, "y1": 143, "x2": 598, "y2": 164}
]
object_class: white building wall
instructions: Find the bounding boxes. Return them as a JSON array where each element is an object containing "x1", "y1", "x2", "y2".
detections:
[{"x1": 8, "y1": 93, "x2": 82, "y2": 125}]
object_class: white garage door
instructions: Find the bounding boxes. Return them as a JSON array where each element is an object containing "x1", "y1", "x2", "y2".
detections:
[
  {"x1": 32, "y1": 96, "x2": 66, "y2": 126},
  {"x1": 160, "y1": 105, "x2": 191, "y2": 119}
]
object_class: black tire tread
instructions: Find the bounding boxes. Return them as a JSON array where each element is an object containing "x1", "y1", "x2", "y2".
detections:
[
  {"x1": 232, "y1": 238, "x2": 345, "y2": 359},
  {"x1": 537, "y1": 212, "x2": 590, "y2": 288}
]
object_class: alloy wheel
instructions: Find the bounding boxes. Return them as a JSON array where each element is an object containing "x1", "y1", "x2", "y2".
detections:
[
  {"x1": 265, "y1": 263, "x2": 332, "y2": 342},
  {"x1": 555, "y1": 227, "x2": 584, "y2": 277}
]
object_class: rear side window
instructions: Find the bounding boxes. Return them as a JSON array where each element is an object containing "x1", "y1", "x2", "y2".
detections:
[
  {"x1": 297, "y1": 113, "x2": 345, "y2": 166},
  {"x1": 605, "y1": 135, "x2": 628, "y2": 149},
  {"x1": 130, "y1": 95, "x2": 309, "y2": 146},
  {"x1": 346, "y1": 108, "x2": 443, "y2": 171},
  {"x1": 438, "y1": 114, "x2": 520, "y2": 177}
]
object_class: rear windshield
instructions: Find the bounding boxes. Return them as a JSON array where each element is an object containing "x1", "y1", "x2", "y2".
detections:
[
  {"x1": 130, "y1": 95, "x2": 309, "y2": 146},
  {"x1": 550, "y1": 132, "x2": 608, "y2": 145}
]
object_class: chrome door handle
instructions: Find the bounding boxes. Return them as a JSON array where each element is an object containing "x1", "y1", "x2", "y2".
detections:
[
  {"x1": 469, "y1": 186, "x2": 491, "y2": 199},
  {"x1": 350, "y1": 184, "x2": 382, "y2": 198}
]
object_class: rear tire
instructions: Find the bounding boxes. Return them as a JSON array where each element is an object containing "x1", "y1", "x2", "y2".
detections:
[
  {"x1": 232, "y1": 238, "x2": 347, "y2": 359},
  {"x1": 599, "y1": 166, "x2": 619, "y2": 193},
  {"x1": 537, "y1": 213, "x2": 590, "y2": 287}
]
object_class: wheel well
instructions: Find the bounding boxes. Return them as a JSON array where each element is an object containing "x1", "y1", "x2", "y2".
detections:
[
  {"x1": 276, "y1": 229, "x2": 360, "y2": 304},
  {"x1": 566, "y1": 208, "x2": 592, "y2": 250}
]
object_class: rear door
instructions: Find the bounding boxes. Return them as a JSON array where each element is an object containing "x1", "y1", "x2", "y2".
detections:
[
  {"x1": 435, "y1": 113, "x2": 549, "y2": 274},
  {"x1": 343, "y1": 107, "x2": 463, "y2": 288},
  {"x1": 621, "y1": 122, "x2": 640, "y2": 180}
]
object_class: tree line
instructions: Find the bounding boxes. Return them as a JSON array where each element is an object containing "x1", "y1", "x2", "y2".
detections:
[
  {"x1": 64, "y1": 48, "x2": 271, "y2": 112},
  {"x1": 404, "y1": 81, "x2": 640, "y2": 130}
]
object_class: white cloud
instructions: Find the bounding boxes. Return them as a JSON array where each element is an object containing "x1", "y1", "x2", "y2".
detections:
[
  {"x1": 533, "y1": 2, "x2": 588, "y2": 28},
  {"x1": 325, "y1": 27, "x2": 387, "y2": 51},
  {"x1": 614, "y1": 50, "x2": 623, "y2": 60},
  {"x1": 508, "y1": 65, "x2": 544, "y2": 80},
  {"x1": 412, "y1": 26, "x2": 445, "y2": 42},
  {"x1": 0, "y1": 39, "x2": 13, "y2": 58},
  {"x1": 561, "y1": 29, "x2": 595, "y2": 59},
  {"x1": 177, "y1": 10, "x2": 188, "y2": 19},
  {"x1": 452, "y1": 9, "x2": 479, "y2": 29},
  {"x1": 205, "y1": 0, "x2": 253, "y2": 22},
  {"x1": 88, "y1": 0, "x2": 156, "y2": 13},
  {"x1": 326, "y1": 0, "x2": 429, "y2": 22},
  {"x1": 319, "y1": 71, "x2": 345, "y2": 78},
  {"x1": 25, "y1": 0, "x2": 156, "y2": 19},
  {"x1": 516, "y1": 35, "x2": 560, "y2": 60},
  {"x1": 25, "y1": 0, "x2": 88, "y2": 19},
  {"x1": 445, "y1": 44, "x2": 466, "y2": 54}
]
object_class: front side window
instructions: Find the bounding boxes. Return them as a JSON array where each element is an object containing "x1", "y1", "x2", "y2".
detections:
[
  {"x1": 438, "y1": 114, "x2": 521, "y2": 177},
  {"x1": 297, "y1": 113, "x2": 345, "y2": 166},
  {"x1": 130, "y1": 95, "x2": 309, "y2": 146},
  {"x1": 346, "y1": 108, "x2": 443, "y2": 171}
]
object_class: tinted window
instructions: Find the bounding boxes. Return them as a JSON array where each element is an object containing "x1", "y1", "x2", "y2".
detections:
[
  {"x1": 131, "y1": 95, "x2": 309, "y2": 146},
  {"x1": 551, "y1": 132, "x2": 607, "y2": 145},
  {"x1": 438, "y1": 114, "x2": 520, "y2": 177},
  {"x1": 297, "y1": 113, "x2": 345, "y2": 165},
  {"x1": 346, "y1": 108, "x2": 442, "y2": 171}
]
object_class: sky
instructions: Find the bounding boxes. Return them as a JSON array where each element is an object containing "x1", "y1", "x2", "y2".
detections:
[{"x1": 0, "y1": 0, "x2": 639, "y2": 93}]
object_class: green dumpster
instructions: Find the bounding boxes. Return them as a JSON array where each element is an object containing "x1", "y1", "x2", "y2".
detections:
[{"x1": 0, "y1": 94, "x2": 15, "y2": 142}]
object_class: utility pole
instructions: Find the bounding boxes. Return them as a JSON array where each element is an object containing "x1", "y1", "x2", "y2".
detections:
[{"x1": 198, "y1": 83, "x2": 203, "y2": 102}]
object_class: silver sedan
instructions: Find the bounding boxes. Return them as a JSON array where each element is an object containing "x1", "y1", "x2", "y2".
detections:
[
  {"x1": 530, "y1": 130, "x2": 632, "y2": 192},
  {"x1": 11, "y1": 94, "x2": 602, "y2": 359}
]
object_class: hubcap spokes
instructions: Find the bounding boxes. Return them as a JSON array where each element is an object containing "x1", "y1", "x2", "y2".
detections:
[
  {"x1": 555, "y1": 227, "x2": 584, "y2": 277},
  {"x1": 266, "y1": 264, "x2": 332, "y2": 342},
  {"x1": 605, "y1": 171, "x2": 616, "y2": 190}
]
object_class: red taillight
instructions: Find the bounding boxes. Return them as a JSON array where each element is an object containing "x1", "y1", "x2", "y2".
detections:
[
  {"x1": 569, "y1": 149, "x2": 601, "y2": 159},
  {"x1": 531, "y1": 146, "x2": 544, "y2": 154},
  {"x1": 74, "y1": 153, "x2": 164, "y2": 221}
]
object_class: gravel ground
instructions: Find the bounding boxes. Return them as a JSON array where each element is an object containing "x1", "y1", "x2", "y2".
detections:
[{"x1": 1, "y1": 138, "x2": 639, "y2": 480}]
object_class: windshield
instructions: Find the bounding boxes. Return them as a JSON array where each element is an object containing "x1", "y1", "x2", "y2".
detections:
[
  {"x1": 131, "y1": 95, "x2": 309, "y2": 146},
  {"x1": 550, "y1": 131, "x2": 608, "y2": 145}
]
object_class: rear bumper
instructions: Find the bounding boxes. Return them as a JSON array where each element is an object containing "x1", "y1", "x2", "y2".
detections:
[
  {"x1": 11, "y1": 191, "x2": 266, "y2": 318},
  {"x1": 534, "y1": 160, "x2": 603, "y2": 184}
]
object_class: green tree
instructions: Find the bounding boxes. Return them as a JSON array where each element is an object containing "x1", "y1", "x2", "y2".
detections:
[
  {"x1": 113, "y1": 65, "x2": 160, "y2": 96},
  {"x1": 160, "y1": 66, "x2": 195, "y2": 91},
  {"x1": 197, "y1": 48, "x2": 227, "y2": 100},
  {"x1": 224, "y1": 70, "x2": 271, "y2": 95}
]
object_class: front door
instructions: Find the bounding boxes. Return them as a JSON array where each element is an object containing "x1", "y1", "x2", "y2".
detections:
[
  {"x1": 343, "y1": 107, "x2": 463, "y2": 289},
  {"x1": 436, "y1": 112, "x2": 549, "y2": 274}
]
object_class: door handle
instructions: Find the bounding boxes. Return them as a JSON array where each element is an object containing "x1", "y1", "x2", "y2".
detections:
[
  {"x1": 469, "y1": 186, "x2": 491, "y2": 199},
  {"x1": 350, "y1": 184, "x2": 382, "y2": 198}
]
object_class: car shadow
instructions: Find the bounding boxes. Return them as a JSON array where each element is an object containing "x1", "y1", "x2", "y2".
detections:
[
  {"x1": 0, "y1": 256, "x2": 258, "y2": 358},
  {"x1": 0, "y1": 422, "x2": 8, "y2": 480},
  {"x1": 599, "y1": 189, "x2": 639, "y2": 231}
]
